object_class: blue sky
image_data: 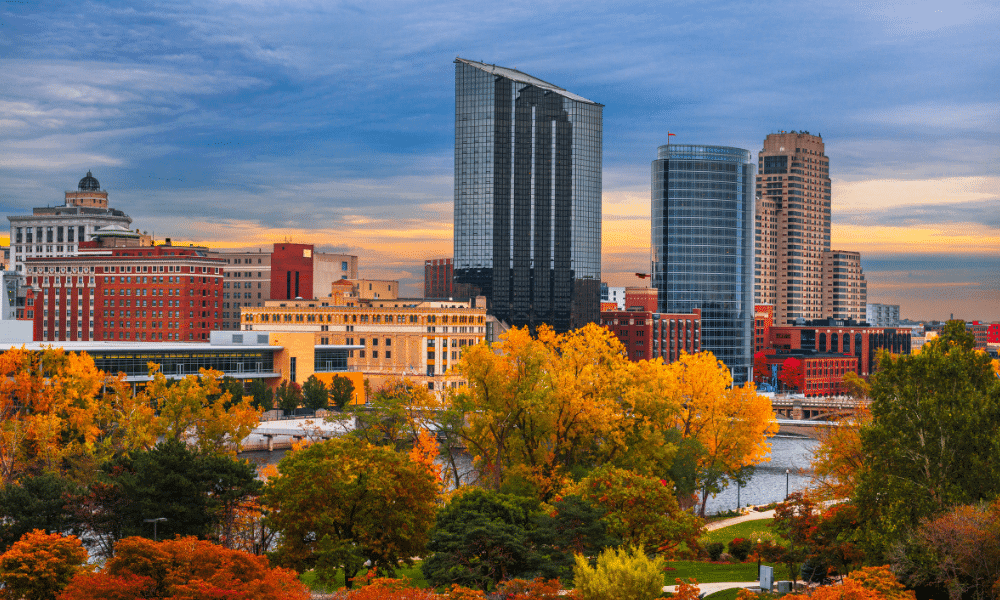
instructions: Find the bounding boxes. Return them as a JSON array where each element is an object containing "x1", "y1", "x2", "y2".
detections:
[{"x1": 2, "y1": 0, "x2": 998, "y2": 320}]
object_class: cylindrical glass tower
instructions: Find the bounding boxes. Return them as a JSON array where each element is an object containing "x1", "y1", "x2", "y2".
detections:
[{"x1": 651, "y1": 144, "x2": 755, "y2": 385}]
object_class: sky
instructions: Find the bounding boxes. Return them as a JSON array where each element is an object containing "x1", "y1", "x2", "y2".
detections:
[{"x1": 1, "y1": 0, "x2": 998, "y2": 321}]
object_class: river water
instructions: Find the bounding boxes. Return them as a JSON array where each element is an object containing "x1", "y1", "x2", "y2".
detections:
[
  {"x1": 241, "y1": 434, "x2": 817, "y2": 517},
  {"x1": 702, "y1": 434, "x2": 818, "y2": 515}
]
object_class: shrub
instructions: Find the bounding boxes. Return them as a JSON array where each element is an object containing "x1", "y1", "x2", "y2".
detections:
[
  {"x1": 705, "y1": 542, "x2": 725, "y2": 562},
  {"x1": 573, "y1": 545, "x2": 664, "y2": 600},
  {"x1": 0, "y1": 530, "x2": 88, "y2": 600},
  {"x1": 728, "y1": 537, "x2": 752, "y2": 562}
]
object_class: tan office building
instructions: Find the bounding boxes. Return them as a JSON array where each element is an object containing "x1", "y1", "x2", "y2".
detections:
[{"x1": 240, "y1": 293, "x2": 488, "y2": 392}]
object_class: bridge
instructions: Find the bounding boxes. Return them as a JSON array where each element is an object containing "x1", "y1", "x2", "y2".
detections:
[{"x1": 768, "y1": 393, "x2": 867, "y2": 422}]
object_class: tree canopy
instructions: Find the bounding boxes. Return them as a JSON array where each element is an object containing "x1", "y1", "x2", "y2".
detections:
[{"x1": 264, "y1": 437, "x2": 438, "y2": 588}]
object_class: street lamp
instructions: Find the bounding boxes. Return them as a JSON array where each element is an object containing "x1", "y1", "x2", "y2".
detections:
[
  {"x1": 143, "y1": 517, "x2": 168, "y2": 541},
  {"x1": 736, "y1": 481, "x2": 741, "y2": 511},
  {"x1": 756, "y1": 537, "x2": 762, "y2": 580},
  {"x1": 785, "y1": 469, "x2": 790, "y2": 498}
]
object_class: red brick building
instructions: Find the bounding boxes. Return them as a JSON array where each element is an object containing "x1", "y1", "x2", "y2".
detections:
[
  {"x1": 754, "y1": 304, "x2": 774, "y2": 353},
  {"x1": 988, "y1": 323, "x2": 1000, "y2": 345},
  {"x1": 766, "y1": 318, "x2": 910, "y2": 377},
  {"x1": 970, "y1": 321, "x2": 989, "y2": 349},
  {"x1": 757, "y1": 351, "x2": 859, "y2": 397},
  {"x1": 600, "y1": 288, "x2": 700, "y2": 363},
  {"x1": 424, "y1": 258, "x2": 475, "y2": 300},
  {"x1": 24, "y1": 243, "x2": 224, "y2": 342}
]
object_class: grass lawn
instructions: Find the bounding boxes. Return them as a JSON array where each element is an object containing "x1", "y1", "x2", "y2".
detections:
[
  {"x1": 664, "y1": 560, "x2": 795, "y2": 585},
  {"x1": 700, "y1": 518, "x2": 784, "y2": 547},
  {"x1": 301, "y1": 563, "x2": 429, "y2": 591}
]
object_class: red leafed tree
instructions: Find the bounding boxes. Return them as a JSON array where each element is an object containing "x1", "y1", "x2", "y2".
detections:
[
  {"x1": 58, "y1": 536, "x2": 307, "y2": 600},
  {"x1": 754, "y1": 352, "x2": 771, "y2": 384},
  {"x1": 0, "y1": 529, "x2": 88, "y2": 600},
  {"x1": 779, "y1": 357, "x2": 804, "y2": 392}
]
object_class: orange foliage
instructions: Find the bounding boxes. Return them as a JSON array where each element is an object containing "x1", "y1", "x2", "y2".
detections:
[
  {"x1": 811, "y1": 404, "x2": 870, "y2": 500},
  {"x1": 495, "y1": 578, "x2": 573, "y2": 600},
  {"x1": 343, "y1": 578, "x2": 438, "y2": 599},
  {"x1": 784, "y1": 566, "x2": 914, "y2": 600},
  {"x1": 672, "y1": 578, "x2": 701, "y2": 600},
  {"x1": 0, "y1": 529, "x2": 89, "y2": 600},
  {"x1": 58, "y1": 536, "x2": 307, "y2": 600},
  {"x1": 409, "y1": 428, "x2": 443, "y2": 485}
]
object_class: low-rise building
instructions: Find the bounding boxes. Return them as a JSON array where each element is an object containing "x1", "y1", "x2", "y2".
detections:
[
  {"x1": 240, "y1": 293, "x2": 489, "y2": 392},
  {"x1": 767, "y1": 317, "x2": 911, "y2": 377},
  {"x1": 600, "y1": 288, "x2": 700, "y2": 363}
]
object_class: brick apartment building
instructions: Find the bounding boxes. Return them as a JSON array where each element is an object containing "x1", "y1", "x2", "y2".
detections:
[{"x1": 600, "y1": 288, "x2": 701, "y2": 363}]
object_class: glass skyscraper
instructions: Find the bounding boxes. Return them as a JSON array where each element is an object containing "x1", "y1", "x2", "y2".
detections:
[
  {"x1": 651, "y1": 144, "x2": 755, "y2": 384},
  {"x1": 453, "y1": 58, "x2": 602, "y2": 333}
]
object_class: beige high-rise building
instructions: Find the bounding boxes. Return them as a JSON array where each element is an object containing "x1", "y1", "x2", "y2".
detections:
[
  {"x1": 756, "y1": 131, "x2": 833, "y2": 325},
  {"x1": 821, "y1": 250, "x2": 866, "y2": 322}
]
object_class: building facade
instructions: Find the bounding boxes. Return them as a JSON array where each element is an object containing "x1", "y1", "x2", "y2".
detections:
[
  {"x1": 241, "y1": 294, "x2": 488, "y2": 392},
  {"x1": 865, "y1": 303, "x2": 900, "y2": 327},
  {"x1": 207, "y1": 248, "x2": 271, "y2": 331},
  {"x1": 767, "y1": 318, "x2": 911, "y2": 377},
  {"x1": 822, "y1": 251, "x2": 867, "y2": 321},
  {"x1": 23, "y1": 243, "x2": 224, "y2": 342},
  {"x1": 651, "y1": 144, "x2": 755, "y2": 384},
  {"x1": 8, "y1": 172, "x2": 134, "y2": 275},
  {"x1": 452, "y1": 58, "x2": 603, "y2": 333},
  {"x1": 424, "y1": 258, "x2": 474, "y2": 300}
]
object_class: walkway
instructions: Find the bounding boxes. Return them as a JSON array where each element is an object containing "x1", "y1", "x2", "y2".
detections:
[
  {"x1": 663, "y1": 581, "x2": 762, "y2": 597},
  {"x1": 705, "y1": 508, "x2": 776, "y2": 531}
]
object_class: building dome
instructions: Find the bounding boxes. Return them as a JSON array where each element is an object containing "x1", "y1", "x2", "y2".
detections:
[{"x1": 78, "y1": 171, "x2": 101, "y2": 191}]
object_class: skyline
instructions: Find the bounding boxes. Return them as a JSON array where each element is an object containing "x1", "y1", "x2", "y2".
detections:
[{"x1": 2, "y1": 0, "x2": 998, "y2": 321}]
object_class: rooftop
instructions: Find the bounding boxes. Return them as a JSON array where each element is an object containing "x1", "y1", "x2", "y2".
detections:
[{"x1": 455, "y1": 57, "x2": 601, "y2": 106}]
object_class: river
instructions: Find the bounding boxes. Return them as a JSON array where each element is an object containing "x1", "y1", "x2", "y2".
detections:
[{"x1": 241, "y1": 433, "x2": 817, "y2": 517}]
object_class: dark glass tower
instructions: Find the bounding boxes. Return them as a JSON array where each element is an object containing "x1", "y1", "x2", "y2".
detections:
[
  {"x1": 651, "y1": 144, "x2": 755, "y2": 384},
  {"x1": 453, "y1": 58, "x2": 602, "y2": 333}
]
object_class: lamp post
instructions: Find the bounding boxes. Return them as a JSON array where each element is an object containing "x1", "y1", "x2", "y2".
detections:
[
  {"x1": 756, "y1": 537, "x2": 762, "y2": 581},
  {"x1": 736, "y1": 481, "x2": 741, "y2": 511},
  {"x1": 143, "y1": 517, "x2": 167, "y2": 541},
  {"x1": 785, "y1": 469, "x2": 790, "y2": 498}
]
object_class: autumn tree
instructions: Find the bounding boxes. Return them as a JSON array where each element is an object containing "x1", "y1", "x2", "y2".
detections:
[
  {"x1": 855, "y1": 331, "x2": 1000, "y2": 558},
  {"x1": 301, "y1": 375, "x2": 328, "y2": 410},
  {"x1": 567, "y1": 467, "x2": 703, "y2": 558},
  {"x1": 351, "y1": 378, "x2": 441, "y2": 449},
  {"x1": 780, "y1": 565, "x2": 915, "y2": 600},
  {"x1": 264, "y1": 437, "x2": 438, "y2": 588},
  {"x1": 0, "y1": 530, "x2": 88, "y2": 600},
  {"x1": 456, "y1": 325, "x2": 635, "y2": 499},
  {"x1": 0, "y1": 348, "x2": 105, "y2": 484},
  {"x1": 754, "y1": 351, "x2": 772, "y2": 385},
  {"x1": 779, "y1": 356, "x2": 804, "y2": 392},
  {"x1": 667, "y1": 351, "x2": 778, "y2": 516},
  {"x1": 142, "y1": 366, "x2": 260, "y2": 455},
  {"x1": 59, "y1": 536, "x2": 307, "y2": 600},
  {"x1": 328, "y1": 374, "x2": 356, "y2": 410}
]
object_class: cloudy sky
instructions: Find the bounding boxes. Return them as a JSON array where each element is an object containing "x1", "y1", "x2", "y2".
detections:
[{"x1": 2, "y1": 0, "x2": 998, "y2": 320}]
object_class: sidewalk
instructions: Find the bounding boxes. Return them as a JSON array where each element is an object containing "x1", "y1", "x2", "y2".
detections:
[
  {"x1": 705, "y1": 508, "x2": 776, "y2": 531},
  {"x1": 663, "y1": 581, "x2": 761, "y2": 597}
]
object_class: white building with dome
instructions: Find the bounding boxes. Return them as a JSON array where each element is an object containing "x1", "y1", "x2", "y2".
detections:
[{"x1": 7, "y1": 171, "x2": 135, "y2": 274}]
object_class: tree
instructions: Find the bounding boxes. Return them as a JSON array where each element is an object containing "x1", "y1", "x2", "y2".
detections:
[
  {"x1": 811, "y1": 404, "x2": 870, "y2": 500},
  {"x1": 0, "y1": 529, "x2": 88, "y2": 600},
  {"x1": 573, "y1": 545, "x2": 665, "y2": 600},
  {"x1": 143, "y1": 366, "x2": 260, "y2": 455},
  {"x1": 780, "y1": 565, "x2": 915, "y2": 600},
  {"x1": 568, "y1": 467, "x2": 703, "y2": 558},
  {"x1": 249, "y1": 378, "x2": 275, "y2": 412},
  {"x1": 422, "y1": 488, "x2": 540, "y2": 590},
  {"x1": 779, "y1": 356, "x2": 804, "y2": 392},
  {"x1": 92, "y1": 439, "x2": 261, "y2": 544},
  {"x1": 529, "y1": 495, "x2": 619, "y2": 583},
  {"x1": 0, "y1": 348, "x2": 105, "y2": 485},
  {"x1": 855, "y1": 334, "x2": 1000, "y2": 558},
  {"x1": 301, "y1": 375, "x2": 328, "y2": 410},
  {"x1": 59, "y1": 536, "x2": 308, "y2": 600},
  {"x1": 275, "y1": 380, "x2": 303, "y2": 412},
  {"x1": 890, "y1": 502, "x2": 1000, "y2": 600},
  {"x1": 0, "y1": 473, "x2": 79, "y2": 553},
  {"x1": 264, "y1": 437, "x2": 438, "y2": 588},
  {"x1": 352, "y1": 378, "x2": 440, "y2": 449},
  {"x1": 667, "y1": 352, "x2": 778, "y2": 516},
  {"x1": 754, "y1": 351, "x2": 772, "y2": 385},
  {"x1": 328, "y1": 375, "x2": 356, "y2": 410}
]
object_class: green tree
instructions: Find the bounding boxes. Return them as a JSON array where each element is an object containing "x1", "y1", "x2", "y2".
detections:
[
  {"x1": 422, "y1": 488, "x2": 539, "y2": 591},
  {"x1": 302, "y1": 375, "x2": 328, "y2": 410},
  {"x1": 530, "y1": 495, "x2": 619, "y2": 583},
  {"x1": 351, "y1": 378, "x2": 439, "y2": 449},
  {"x1": 264, "y1": 437, "x2": 437, "y2": 589},
  {"x1": 0, "y1": 473, "x2": 79, "y2": 553},
  {"x1": 250, "y1": 378, "x2": 275, "y2": 412},
  {"x1": 275, "y1": 380, "x2": 303, "y2": 412},
  {"x1": 855, "y1": 333, "x2": 1000, "y2": 558},
  {"x1": 98, "y1": 440, "x2": 261, "y2": 543},
  {"x1": 327, "y1": 375, "x2": 356, "y2": 410}
]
